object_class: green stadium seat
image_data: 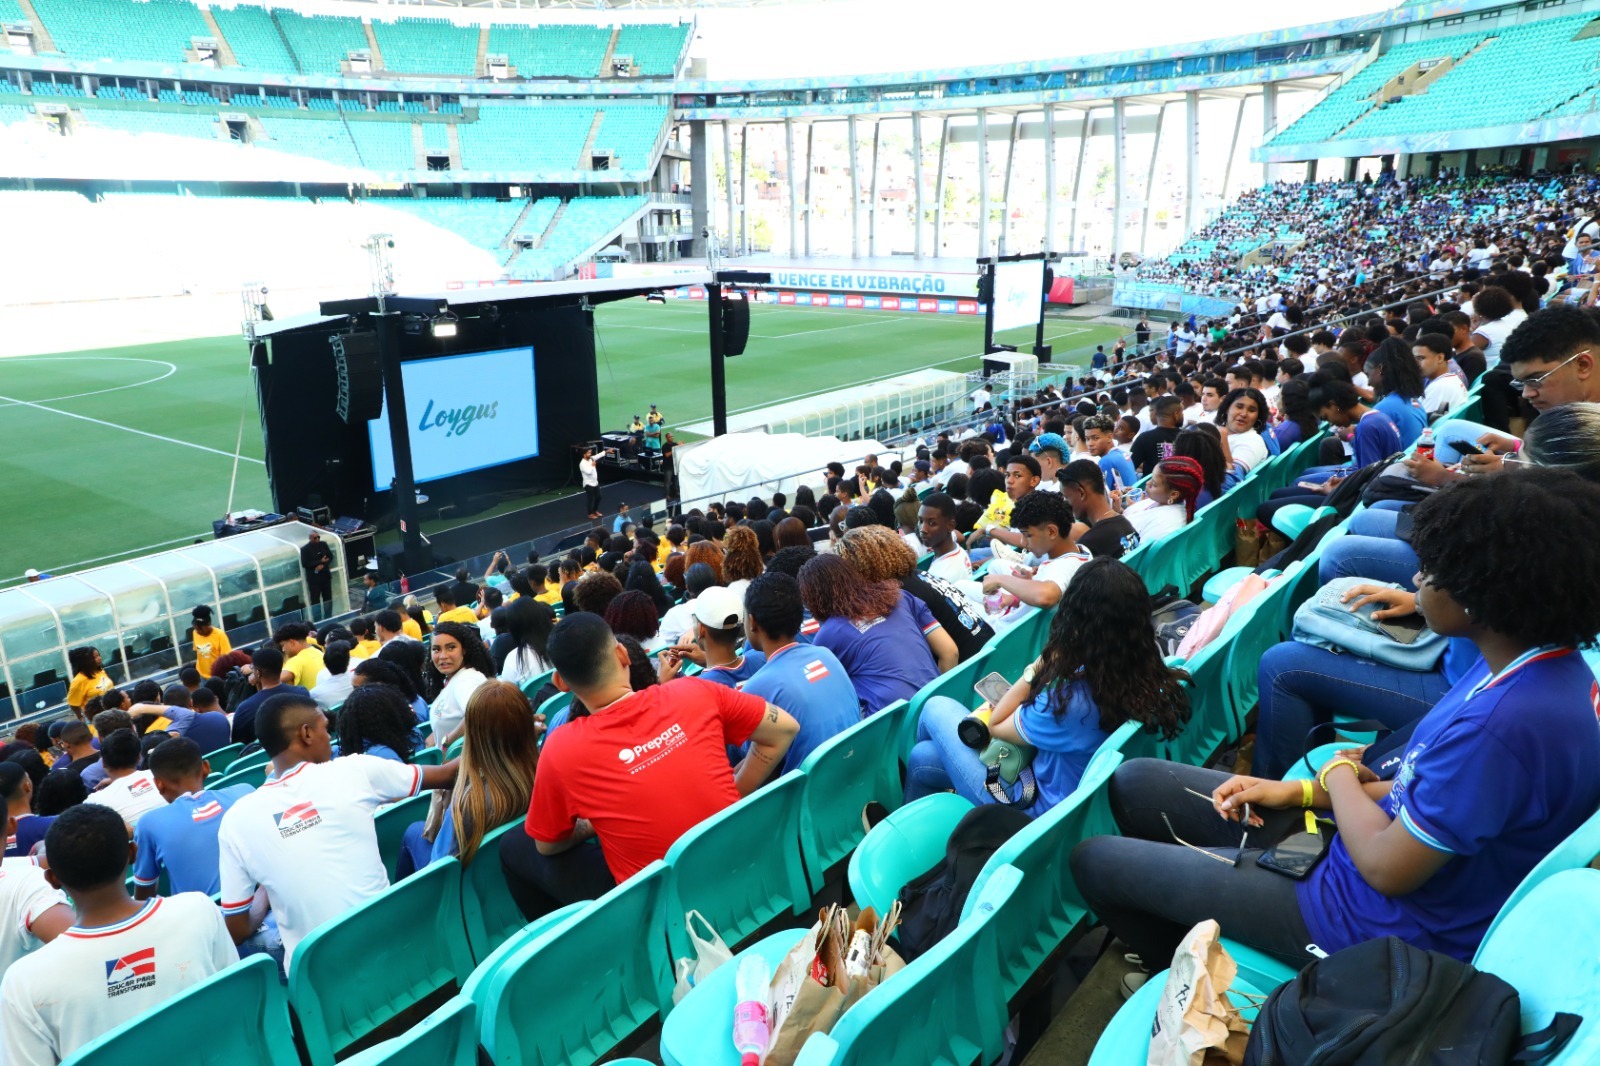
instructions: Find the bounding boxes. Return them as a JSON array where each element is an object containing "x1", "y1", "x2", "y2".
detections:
[
  {"x1": 202, "y1": 742, "x2": 244, "y2": 774},
  {"x1": 1087, "y1": 968, "x2": 1266, "y2": 1066},
  {"x1": 477, "y1": 861, "x2": 674, "y2": 1066},
  {"x1": 375, "y1": 791, "x2": 432, "y2": 882},
  {"x1": 460, "y1": 820, "x2": 533, "y2": 964},
  {"x1": 658, "y1": 927, "x2": 805, "y2": 1066},
  {"x1": 288, "y1": 858, "x2": 475, "y2": 1066},
  {"x1": 458, "y1": 900, "x2": 589, "y2": 1015},
  {"x1": 847, "y1": 792, "x2": 972, "y2": 918},
  {"x1": 409, "y1": 746, "x2": 443, "y2": 767},
  {"x1": 663, "y1": 770, "x2": 809, "y2": 959},
  {"x1": 797, "y1": 700, "x2": 908, "y2": 894},
  {"x1": 214, "y1": 760, "x2": 270, "y2": 792},
  {"x1": 61, "y1": 955, "x2": 296, "y2": 1066},
  {"x1": 902, "y1": 647, "x2": 994, "y2": 760},
  {"x1": 337, "y1": 996, "x2": 477, "y2": 1066}
]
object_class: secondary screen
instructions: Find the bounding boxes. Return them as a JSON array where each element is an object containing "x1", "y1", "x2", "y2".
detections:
[
  {"x1": 991, "y1": 260, "x2": 1046, "y2": 334},
  {"x1": 369, "y1": 346, "x2": 538, "y2": 490}
]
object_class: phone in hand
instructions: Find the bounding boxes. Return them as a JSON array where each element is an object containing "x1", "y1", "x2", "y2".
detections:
[
  {"x1": 974, "y1": 671, "x2": 1012, "y2": 707},
  {"x1": 1453, "y1": 441, "x2": 1484, "y2": 457}
]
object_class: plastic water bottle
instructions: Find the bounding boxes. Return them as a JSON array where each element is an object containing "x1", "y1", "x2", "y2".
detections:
[
  {"x1": 732, "y1": 954, "x2": 771, "y2": 1066},
  {"x1": 1416, "y1": 428, "x2": 1435, "y2": 462}
]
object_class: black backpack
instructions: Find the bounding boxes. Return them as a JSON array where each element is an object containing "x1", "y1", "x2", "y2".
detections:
[
  {"x1": 220, "y1": 668, "x2": 255, "y2": 714},
  {"x1": 894, "y1": 805, "x2": 1032, "y2": 962},
  {"x1": 1244, "y1": 937, "x2": 1579, "y2": 1066}
]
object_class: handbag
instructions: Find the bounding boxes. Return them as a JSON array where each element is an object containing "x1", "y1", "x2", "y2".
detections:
[
  {"x1": 670, "y1": 910, "x2": 733, "y2": 1004},
  {"x1": 976, "y1": 735, "x2": 1038, "y2": 808},
  {"x1": 1291, "y1": 577, "x2": 1447, "y2": 671}
]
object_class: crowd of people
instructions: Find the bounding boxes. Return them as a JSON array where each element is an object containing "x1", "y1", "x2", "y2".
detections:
[{"x1": 5, "y1": 165, "x2": 1600, "y2": 1062}]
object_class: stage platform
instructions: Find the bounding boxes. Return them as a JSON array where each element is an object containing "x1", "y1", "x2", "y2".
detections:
[{"x1": 422, "y1": 480, "x2": 665, "y2": 564}]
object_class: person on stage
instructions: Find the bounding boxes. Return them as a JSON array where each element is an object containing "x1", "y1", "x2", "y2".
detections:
[{"x1": 580, "y1": 448, "x2": 602, "y2": 520}]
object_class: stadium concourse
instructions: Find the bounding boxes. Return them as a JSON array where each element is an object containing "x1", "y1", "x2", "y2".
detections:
[{"x1": 7, "y1": 3, "x2": 1600, "y2": 1066}]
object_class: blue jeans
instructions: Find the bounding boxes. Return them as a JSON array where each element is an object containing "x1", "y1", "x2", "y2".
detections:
[
  {"x1": 1254, "y1": 639, "x2": 1450, "y2": 779},
  {"x1": 905, "y1": 696, "x2": 993, "y2": 806},
  {"x1": 240, "y1": 913, "x2": 287, "y2": 980},
  {"x1": 1433, "y1": 418, "x2": 1496, "y2": 464},
  {"x1": 1316, "y1": 533, "x2": 1420, "y2": 589},
  {"x1": 396, "y1": 820, "x2": 435, "y2": 880}
]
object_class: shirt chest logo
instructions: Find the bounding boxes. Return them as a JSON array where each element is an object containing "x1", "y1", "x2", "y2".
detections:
[
  {"x1": 192, "y1": 800, "x2": 223, "y2": 823},
  {"x1": 274, "y1": 801, "x2": 323, "y2": 838},
  {"x1": 105, "y1": 948, "x2": 157, "y2": 996},
  {"x1": 618, "y1": 723, "x2": 686, "y2": 772}
]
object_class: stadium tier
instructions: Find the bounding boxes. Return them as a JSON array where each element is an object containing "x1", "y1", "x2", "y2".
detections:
[
  {"x1": 26, "y1": 0, "x2": 211, "y2": 64},
  {"x1": 262, "y1": 7, "x2": 369, "y2": 75},
  {"x1": 612, "y1": 23, "x2": 691, "y2": 76},
  {"x1": 206, "y1": 4, "x2": 300, "y2": 72},
  {"x1": 486, "y1": 23, "x2": 612, "y2": 78},
  {"x1": 508, "y1": 194, "x2": 647, "y2": 278},
  {"x1": 370, "y1": 15, "x2": 478, "y2": 76},
  {"x1": 454, "y1": 103, "x2": 598, "y2": 173}
]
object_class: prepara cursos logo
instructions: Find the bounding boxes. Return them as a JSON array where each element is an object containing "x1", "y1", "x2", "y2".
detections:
[
  {"x1": 416, "y1": 397, "x2": 499, "y2": 439},
  {"x1": 618, "y1": 724, "x2": 685, "y2": 765},
  {"x1": 618, "y1": 748, "x2": 636, "y2": 764}
]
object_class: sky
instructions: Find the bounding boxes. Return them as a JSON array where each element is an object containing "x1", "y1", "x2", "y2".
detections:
[{"x1": 691, "y1": 0, "x2": 1397, "y2": 80}]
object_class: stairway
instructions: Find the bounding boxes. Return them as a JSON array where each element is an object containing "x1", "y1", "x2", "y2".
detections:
[
  {"x1": 503, "y1": 197, "x2": 537, "y2": 252},
  {"x1": 534, "y1": 201, "x2": 565, "y2": 250},
  {"x1": 411, "y1": 122, "x2": 425, "y2": 170},
  {"x1": 598, "y1": 27, "x2": 621, "y2": 78},
  {"x1": 13, "y1": 0, "x2": 56, "y2": 54},
  {"x1": 578, "y1": 110, "x2": 603, "y2": 169},
  {"x1": 474, "y1": 26, "x2": 490, "y2": 78},
  {"x1": 361, "y1": 19, "x2": 385, "y2": 71},
  {"x1": 198, "y1": 8, "x2": 240, "y2": 67}
]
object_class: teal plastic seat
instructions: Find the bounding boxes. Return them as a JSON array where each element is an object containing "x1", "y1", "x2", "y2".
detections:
[
  {"x1": 1087, "y1": 968, "x2": 1265, "y2": 1065},
  {"x1": 410, "y1": 746, "x2": 443, "y2": 766},
  {"x1": 960, "y1": 729, "x2": 1131, "y2": 1000},
  {"x1": 445, "y1": 736, "x2": 465, "y2": 761},
  {"x1": 61, "y1": 955, "x2": 296, "y2": 1066},
  {"x1": 1201, "y1": 565, "x2": 1254, "y2": 605},
  {"x1": 798, "y1": 702, "x2": 908, "y2": 894},
  {"x1": 202, "y1": 742, "x2": 244, "y2": 775},
  {"x1": 1166, "y1": 637, "x2": 1233, "y2": 767},
  {"x1": 847, "y1": 792, "x2": 973, "y2": 918},
  {"x1": 985, "y1": 606, "x2": 1055, "y2": 683},
  {"x1": 902, "y1": 648, "x2": 993, "y2": 760},
  {"x1": 663, "y1": 770, "x2": 809, "y2": 959},
  {"x1": 461, "y1": 819, "x2": 533, "y2": 964},
  {"x1": 659, "y1": 928, "x2": 806, "y2": 1066},
  {"x1": 374, "y1": 792, "x2": 432, "y2": 882},
  {"x1": 535, "y1": 690, "x2": 572, "y2": 721},
  {"x1": 232, "y1": 748, "x2": 272, "y2": 773},
  {"x1": 417, "y1": 719, "x2": 434, "y2": 741},
  {"x1": 214, "y1": 760, "x2": 270, "y2": 792},
  {"x1": 288, "y1": 858, "x2": 475, "y2": 1066},
  {"x1": 338, "y1": 996, "x2": 476, "y2": 1066},
  {"x1": 792, "y1": 865, "x2": 1021, "y2": 1066},
  {"x1": 1270, "y1": 503, "x2": 1333, "y2": 540},
  {"x1": 518, "y1": 669, "x2": 553, "y2": 698},
  {"x1": 478, "y1": 861, "x2": 675, "y2": 1066},
  {"x1": 1218, "y1": 572, "x2": 1296, "y2": 737},
  {"x1": 459, "y1": 900, "x2": 589, "y2": 1016},
  {"x1": 1482, "y1": 804, "x2": 1600, "y2": 944},
  {"x1": 1473, "y1": 869, "x2": 1600, "y2": 1064}
]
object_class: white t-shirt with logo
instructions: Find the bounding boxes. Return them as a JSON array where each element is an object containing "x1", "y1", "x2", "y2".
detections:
[
  {"x1": 84, "y1": 771, "x2": 167, "y2": 828},
  {"x1": 927, "y1": 545, "x2": 972, "y2": 584},
  {"x1": 1423, "y1": 373, "x2": 1470, "y2": 418},
  {"x1": 0, "y1": 893, "x2": 236, "y2": 1065},
  {"x1": 0, "y1": 859, "x2": 67, "y2": 977},
  {"x1": 217, "y1": 756, "x2": 422, "y2": 967}
]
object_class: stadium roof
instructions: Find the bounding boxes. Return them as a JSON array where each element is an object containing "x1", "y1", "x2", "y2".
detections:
[{"x1": 334, "y1": 0, "x2": 789, "y2": 7}]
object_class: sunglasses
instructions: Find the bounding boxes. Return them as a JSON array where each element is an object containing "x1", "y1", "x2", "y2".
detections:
[
  {"x1": 1163, "y1": 774, "x2": 1250, "y2": 867},
  {"x1": 1511, "y1": 349, "x2": 1588, "y2": 395}
]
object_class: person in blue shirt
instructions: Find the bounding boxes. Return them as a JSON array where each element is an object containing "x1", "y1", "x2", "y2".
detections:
[
  {"x1": 1072, "y1": 469, "x2": 1600, "y2": 978},
  {"x1": 907, "y1": 557, "x2": 1190, "y2": 814},
  {"x1": 657, "y1": 586, "x2": 766, "y2": 689},
  {"x1": 132, "y1": 738, "x2": 255, "y2": 898},
  {"x1": 1083, "y1": 414, "x2": 1137, "y2": 494},
  {"x1": 1253, "y1": 375, "x2": 1402, "y2": 528},
  {"x1": 1365, "y1": 337, "x2": 1428, "y2": 449},
  {"x1": 739, "y1": 573, "x2": 861, "y2": 775}
]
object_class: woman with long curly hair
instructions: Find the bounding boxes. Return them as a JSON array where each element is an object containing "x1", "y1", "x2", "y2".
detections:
[
  {"x1": 422, "y1": 620, "x2": 495, "y2": 746},
  {"x1": 336, "y1": 683, "x2": 421, "y2": 763},
  {"x1": 721, "y1": 525, "x2": 764, "y2": 598},
  {"x1": 798, "y1": 553, "x2": 955, "y2": 716},
  {"x1": 399, "y1": 679, "x2": 540, "y2": 876},
  {"x1": 603, "y1": 590, "x2": 663, "y2": 650},
  {"x1": 1364, "y1": 335, "x2": 1427, "y2": 448},
  {"x1": 682, "y1": 539, "x2": 725, "y2": 584},
  {"x1": 835, "y1": 525, "x2": 993, "y2": 662},
  {"x1": 907, "y1": 557, "x2": 1190, "y2": 812}
]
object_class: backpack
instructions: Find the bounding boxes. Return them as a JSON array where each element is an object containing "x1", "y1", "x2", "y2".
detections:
[
  {"x1": 1291, "y1": 577, "x2": 1448, "y2": 671},
  {"x1": 220, "y1": 668, "x2": 254, "y2": 714},
  {"x1": 894, "y1": 805, "x2": 1032, "y2": 962},
  {"x1": 1244, "y1": 937, "x2": 1580, "y2": 1066}
]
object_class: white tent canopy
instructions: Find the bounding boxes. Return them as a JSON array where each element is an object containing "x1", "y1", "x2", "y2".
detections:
[{"x1": 675, "y1": 431, "x2": 910, "y2": 506}]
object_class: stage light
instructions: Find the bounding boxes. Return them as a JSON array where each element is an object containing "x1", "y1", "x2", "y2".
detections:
[{"x1": 431, "y1": 311, "x2": 459, "y2": 338}]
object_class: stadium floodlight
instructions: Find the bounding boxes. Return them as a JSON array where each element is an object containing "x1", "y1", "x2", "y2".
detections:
[
  {"x1": 362, "y1": 233, "x2": 396, "y2": 310},
  {"x1": 431, "y1": 311, "x2": 459, "y2": 339}
]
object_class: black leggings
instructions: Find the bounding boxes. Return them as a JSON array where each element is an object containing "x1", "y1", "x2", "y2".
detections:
[
  {"x1": 499, "y1": 826, "x2": 616, "y2": 921},
  {"x1": 584, "y1": 484, "x2": 602, "y2": 514},
  {"x1": 1070, "y1": 759, "x2": 1319, "y2": 970}
]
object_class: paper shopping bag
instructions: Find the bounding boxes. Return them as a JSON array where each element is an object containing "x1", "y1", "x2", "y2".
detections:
[
  {"x1": 1147, "y1": 920, "x2": 1253, "y2": 1066},
  {"x1": 766, "y1": 904, "x2": 851, "y2": 1066}
]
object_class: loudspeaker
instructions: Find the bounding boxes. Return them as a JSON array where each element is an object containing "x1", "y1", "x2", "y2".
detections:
[
  {"x1": 722, "y1": 290, "x2": 751, "y2": 357},
  {"x1": 330, "y1": 331, "x2": 383, "y2": 424}
]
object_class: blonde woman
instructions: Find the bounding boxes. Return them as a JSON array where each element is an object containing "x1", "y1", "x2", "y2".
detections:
[
  {"x1": 835, "y1": 525, "x2": 993, "y2": 663},
  {"x1": 398, "y1": 680, "x2": 540, "y2": 874},
  {"x1": 721, "y1": 525, "x2": 764, "y2": 600}
]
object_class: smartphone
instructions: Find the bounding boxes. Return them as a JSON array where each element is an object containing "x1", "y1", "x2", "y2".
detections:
[
  {"x1": 1453, "y1": 441, "x2": 1485, "y2": 457},
  {"x1": 1256, "y1": 827, "x2": 1331, "y2": 880},
  {"x1": 973, "y1": 671, "x2": 1011, "y2": 707}
]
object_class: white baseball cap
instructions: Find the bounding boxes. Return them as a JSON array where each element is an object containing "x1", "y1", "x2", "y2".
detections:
[
  {"x1": 691, "y1": 586, "x2": 745, "y2": 631},
  {"x1": 23, "y1": 569, "x2": 39, "y2": 579}
]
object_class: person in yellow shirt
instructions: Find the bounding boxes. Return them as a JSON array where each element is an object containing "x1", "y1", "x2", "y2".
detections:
[
  {"x1": 187, "y1": 605, "x2": 231, "y2": 680},
  {"x1": 529, "y1": 563, "x2": 563, "y2": 607},
  {"x1": 65, "y1": 646, "x2": 113, "y2": 720},
  {"x1": 273, "y1": 622, "x2": 325, "y2": 688},
  {"x1": 348, "y1": 617, "x2": 381, "y2": 660},
  {"x1": 433, "y1": 583, "x2": 479, "y2": 626}
]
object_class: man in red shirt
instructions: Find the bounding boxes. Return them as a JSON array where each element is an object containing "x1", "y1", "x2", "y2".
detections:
[{"x1": 502, "y1": 613, "x2": 799, "y2": 918}]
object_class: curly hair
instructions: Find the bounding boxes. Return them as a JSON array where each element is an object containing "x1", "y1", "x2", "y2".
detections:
[
  {"x1": 353, "y1": 657, "x2": 422, "y2": 704},
  {"x1": 722, "y1": 526, "x2": 764, "y2": 583},
  {"x1": 603, "y1": 589, "x2": 661, "y2": 642},
  {"x1": 1366, "y1": 336, "x2": 1425, "y2": 400},
  {"x1": 1030, "y1": 558, "x2": 1190, "y2": 740},
  {"x1": 836, "y1": 525, "x2": 917, "y2": 581},
  {"x1": 1009, "y1": 490, "x2": 1076, "y2": 535},
  {"x1": 765, "y1": 544, "x2": 817, "y2": 578},
  {"x1": 662, "y1": 552, "x2": 687, "y2": 591},
  {"x1": 1410, "y1": 469, "x2": 1600, "y2": 648},
  {"x1": 337, "y1": 684, "x2": 418, "y2": 761},
  {"x1": 1275, "y1": 378, "x2": 1319, "y2": 444},
  {"x1": 571, "y1": 571, "x2": 624, "y2": 617},
  {"x1": 797, "y1": 553, "x2": 902, "y2": 623},
  {"x1": 683, "y1": 540, "x2": 724, "y2": 584},
  {"x1": 1215, "y1": 387, "x2": 1270, "y2": 433},
  {"x1": 422, "y1": 621, "x2": 497, "y2": 701},
  {"x1": 67, "y1": 647, "x2": 101, "y2": 679},
  {"x1": 1170, "y1": 427, "x2": 1226, "y2": 498}
]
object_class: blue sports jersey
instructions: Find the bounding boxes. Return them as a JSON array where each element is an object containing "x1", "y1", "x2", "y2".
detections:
[
  {"x1": 1299, "y1": 646, "x2": 1600, "y2": 960},
  {"x1": 815, "y1": 591, "x2": 941, "y2": 716},
  {"x1": 131, "y1": 785, "x2": 255, "y2": 896},
  {"x1": 1008, "y1": 681, "x2": 1111, "y2": 816},
  {"x1": 741, "y1": 644, "x2": 861, "y2": 775},
  {"x1": 697, "y1": 652, "x2": 767, "y2": 691},
  {"x1": 1097, "y1": 449, "x2": 1138, "y2": 494},
  {"x1": 1375, "y1": 393, "x2": 1427, "y2": 450},
  {"x1": 1352, "y1": 409, "x2": 1403, "y2": 468}
]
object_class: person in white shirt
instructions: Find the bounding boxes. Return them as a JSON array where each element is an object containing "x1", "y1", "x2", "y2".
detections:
[
  {"x1": 1123, "y1": 457, "x2": 1204, "y2": 543},
  {"x1": 310, "y1": 641, "x2": 356, "y2": 712},
  {"x1": 2, "y1": 805, "x2": 237, "y2": 1065},
  {"x1": 0, "y1": 856, "x2": 71, "y2": 977},
  {"x1": 496, "y1": 596, "x2": 555, "y2": 688},
  {"x1": 580, "y1": 447, "x2": 602, "y2": 520},
  {"x1": 83, "y1": 730, "x2": 167, "y2": 829},
  {"x1": 1414, "y1": 334, "x2": 1470, "y2": 420},
  {"x1": 980, "y1": 492, "x2": 1091, "y2": 628},
  {"x1": 1217, "y1": 387, "x2": 1271, "y2": 473},
  {"x1": 917, "y1": 493, "x2": 972, "y2": 583},
  {"x1": 421, "y1": 622, "x2": 494, "y2": 747},
  {"x1": 217, "y1": 692, "x2": 458, "y2": 970}
]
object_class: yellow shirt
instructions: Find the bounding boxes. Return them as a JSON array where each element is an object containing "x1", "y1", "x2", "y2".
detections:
[
  {"x1": 535, "y1": 585, "x2": 563, "y2": 606},
  {"x1": 975, "y1": 489, "x2": 1015, "y2": 534},
  {"x1": 352, "y1": 639, "x2": 381, "y2": 660},
  {"x1": 437, "y1": 606, "x2": 478, "y2": 626},
  {"x1": 285, "y1": 647, "x2": 325, "y2": 689},
  {"x1": 67, "y1": 671, "x2": 112, "y2": 711},
  {"x1": 401, "y1": 617, "x2": 423, "y2": 640},
  {"x1": 191, "y1": 627, "x2": 232, "y2": 680}
]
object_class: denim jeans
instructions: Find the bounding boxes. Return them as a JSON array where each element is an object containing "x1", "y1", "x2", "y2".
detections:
[
  {"x1": 1432, "y1": 418, "x2": 1497, "y2": 464},
  {"x1": 395, "y1": 820, "x2": 434, "y2": 880},
  {"x1": 1070, "y1": 759, "x2": 1319, "y2": 968},
  {"x1": 240, "y1": 913, "x2": 287, "y2": 980},
  {"x1": 1253, "y1": 639, "x2": 1450, "y2": 779},
  {"x1": 905, "y1": 696, "x2": 993, "y2": 806},
  {"x1": 1316, "y1": 533, "x2": 1420, "y2": 589}
]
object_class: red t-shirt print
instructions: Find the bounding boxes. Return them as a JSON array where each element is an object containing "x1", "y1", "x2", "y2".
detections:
[{"x1": 526, "y1": 678, "x2": 768, "y2": 882}]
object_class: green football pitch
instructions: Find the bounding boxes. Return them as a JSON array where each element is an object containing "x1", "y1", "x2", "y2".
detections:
[{"x1": 0, "y1": 299, "x2": 1120, "y2": 583}]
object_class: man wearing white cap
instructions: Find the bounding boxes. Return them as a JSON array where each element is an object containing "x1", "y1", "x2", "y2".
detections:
[
  {"x1": 23, "y1": 569, "x2": 50, "y2": 583},
  {"x1": 657, "y1": 586, "x2": 765, "y2": 689}
]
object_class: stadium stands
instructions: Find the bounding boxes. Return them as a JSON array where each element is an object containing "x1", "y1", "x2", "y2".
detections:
[
  {"x1": 345, "y1": 119, "x2": 417, "y2": 170},
  {"x1": 208, "y1": 3, "x2": 300, "y2": 72},
  {"x1": 82, "y1": 108, "x2": 220, "y2": 139},
  {"x1": 266, "y1": 7, "x2": 369, "y2": 75},
  {"x1": 370, "y1": 16, "x2": 478, "y2": 76},
  {"x1": 455, "y1": 103, "x2": 594, "y2": 173},
  {"x1": 255, "y1": 115, "x2": 362, "y2": 167},
  {"x1": 611, "y1": 23, "x2": 690, "y2": 77},
  {"x1": 593, "y1": 106, "x2": 669, "y2": 170},
  {"x1": 486, "y1": 23, "x2": 610, "y2": 78},
  {"x1": 376, "y1": 196, "x2": 529, "y2": 258},
  {"x1": 510, "y1": 195, "x2": 646, "y2": 278},
  {"x1": 27, "y1": 0, "x2": 210, "y2": 63}
]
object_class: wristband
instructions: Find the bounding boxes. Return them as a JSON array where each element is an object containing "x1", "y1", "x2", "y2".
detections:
[
  {"x1": 1318, "y1": 758, "x2": 1362, "y2": 794},
  {"x1": 1300, "y1": 778, "x2": 1315, "y2": 809}
]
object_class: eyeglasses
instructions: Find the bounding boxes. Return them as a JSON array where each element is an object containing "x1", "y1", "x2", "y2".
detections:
[
  {"x1": 1163, "y1": 773, "x2": 1249, "y2": 867},
  {"x1": 1511, "y1": 349, "x2": 1589, "y2": 394}
]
